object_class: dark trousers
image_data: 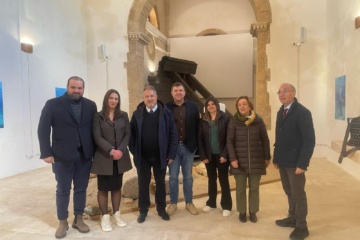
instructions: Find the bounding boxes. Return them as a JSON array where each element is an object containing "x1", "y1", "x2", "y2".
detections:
[
  {"x1": 137, "y1": 156, "x2": 166, "y2": 213},
  {"x1": 279, "y1": 167, "x2": 308, "y2": 228},
  {"x1": 234, "y1": 173, "x2": 262, "y2": 213},
  {"x1": 205, "y1": 154, "x2": 232, "y2": 211},
  {"x1": 52, "y1": 151, "x2": 91, "y2": 220}
]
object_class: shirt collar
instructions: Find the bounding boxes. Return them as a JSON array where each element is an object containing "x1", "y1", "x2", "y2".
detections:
[
  {"x1": 146, "y1": 104, "x2": 158, "y2": 113},
  {"x1": 284, "y1": 100, "x2": 294, "y2": 110}
]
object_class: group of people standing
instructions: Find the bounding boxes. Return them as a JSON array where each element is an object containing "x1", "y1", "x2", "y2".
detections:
[{"x1": 38, "y1": 76, "x2": 315, "y2": 240}]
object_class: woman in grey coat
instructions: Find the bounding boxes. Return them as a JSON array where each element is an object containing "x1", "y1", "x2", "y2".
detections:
[
  {"x1": 91, "y1": 89, "x2": 132, "y2": 232},
  {"x1": 227, "y1": 96, "x2": 270, "y2": 223}
]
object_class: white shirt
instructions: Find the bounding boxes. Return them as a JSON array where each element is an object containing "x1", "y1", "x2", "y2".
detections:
[{"x1": 146, "y1": 104, "x2": 158, "y2": 113}]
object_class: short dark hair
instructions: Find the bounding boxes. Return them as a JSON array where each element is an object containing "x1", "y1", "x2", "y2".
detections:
[
  {"x1": 67, "y1": 76, "x2": 85, "y2": 88},
  {"x1": 171, "y1": 82, "x2": 185, "y2": 91}
]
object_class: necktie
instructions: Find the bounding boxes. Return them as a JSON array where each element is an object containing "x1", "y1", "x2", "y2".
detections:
[
  {"x1": 150, "y1": 109, "x2": 154, "y2": 114},
  {"x1": 283, "y1": 108, "x2": 288, "y2": 119}
]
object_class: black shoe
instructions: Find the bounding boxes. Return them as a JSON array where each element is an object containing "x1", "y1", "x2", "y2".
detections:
[
  {"x1": 290, "y1": 227, "x2": 309, "y2": 240},
  {"x1": 275, "y1": 217, "x2": 296, "y2": 228},
  {"x1": 158, "y1": 211, "x2": 170, "y2": 221},
  {"x1": 239, "y1": 213, "x2": 247, "y2": 223},
  {"x1": 137, "y1": 212, "x2": 147, "y2": 223},
  {"x1": 249, "y1": 213, "x2": 257, "y2": 223}
]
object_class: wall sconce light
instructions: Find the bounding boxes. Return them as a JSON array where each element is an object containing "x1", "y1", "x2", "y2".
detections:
[
  {"x1": 148, "y1": 60, "x2": 156, "y2": 76},
  {"x1": 355, "y1": 16, "x2": 360, "y2": 29},
  {"x1": 21, "y1": 42, "x2": 33, "y2": 54}
]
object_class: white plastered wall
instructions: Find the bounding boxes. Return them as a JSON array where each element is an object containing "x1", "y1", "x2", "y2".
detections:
[
  {"x1": 81, "y1": 0, "x2": 132, "y2": 113},
  {"x1": 0, "y1": 0, "x2": 88, "y2": 178},
  {"x1": 268, "y1": 0, "x2": 360, "y2": 178}
]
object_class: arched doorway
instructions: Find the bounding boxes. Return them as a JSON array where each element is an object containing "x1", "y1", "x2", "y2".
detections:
[{"x1": 127, "y1": 0, "x2": 272, "y2": 128}]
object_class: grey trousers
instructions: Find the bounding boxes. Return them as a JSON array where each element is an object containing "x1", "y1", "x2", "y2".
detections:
[
  {"x1": 234, "y1": 173, "x2": 262, "y2": 214},
  {"x1": 279, "y1": 167, "x2": 308, "y2": 228}
]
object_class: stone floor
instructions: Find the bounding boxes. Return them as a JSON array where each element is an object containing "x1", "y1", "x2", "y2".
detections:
[{"x1": 0, "y1": 158, "x2": 360, "y2": 239}]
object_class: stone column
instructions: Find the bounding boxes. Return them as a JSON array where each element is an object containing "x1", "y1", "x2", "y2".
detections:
[
  {"x1": 126, "y1": 32, "x2": 150, "y2": 114},
  {"x1": 251, "y1": 22, "x2": 271, "y2": 129}
]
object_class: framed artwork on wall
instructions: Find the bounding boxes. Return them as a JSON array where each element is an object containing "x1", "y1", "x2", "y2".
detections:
[
  {"x1": 335, "y1": 75, "x2": 346, "y2": 120},
  {"x1": 56, "y1": 87, "x2": 66, "y2": 97},
  {"x1": 0, "y1": 81, "x2": 3, "y2": 128}
]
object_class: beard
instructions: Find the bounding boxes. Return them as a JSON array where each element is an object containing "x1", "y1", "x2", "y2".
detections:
[{"x1": 68, "y1": 92, "x2": 83, "y2": 101}]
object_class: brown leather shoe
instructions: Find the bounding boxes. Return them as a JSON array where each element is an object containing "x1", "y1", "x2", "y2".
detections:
[
  {"x1": 186, "y1": 203, "x2": 198, "y2": 215},
  {"x1": 166, "y1": 204, "x2": 177, "y2": 216},
  {"x1": 72, "y1": 214, "x2": 90, "y2": 233},
  {"x1": 55, "y1": 219, "x2": 69, "y2": 239}
]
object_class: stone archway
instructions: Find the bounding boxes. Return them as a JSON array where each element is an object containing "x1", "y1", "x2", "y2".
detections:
[{"x1": 127, "y1": 0, "x2": 272, "y2": 127}]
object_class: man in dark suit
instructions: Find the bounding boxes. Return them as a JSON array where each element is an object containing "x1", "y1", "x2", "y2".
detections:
[
  {"x1": 38, "y1": 76, "x2": 97, "y2": 239},
  {"x1": 273, "y1": 83, "x2": 315, "y2": 240},
  {"x1": 129, "y1": 85, "x2": 178, "y2": 223},
  {"x1": 166, "y1": 82, "x2": 200, "y2": 216}
]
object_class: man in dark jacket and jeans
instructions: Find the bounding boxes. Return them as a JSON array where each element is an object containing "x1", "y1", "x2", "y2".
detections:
[
  {"x1": 129, "y1": 85, "x2": 178, "y2": 223},
  {"x1": 38, "y1": 76, "x2": 97, "y2": 239},
  {"x1": 166, "y1": 82, "x2": 200, "y2": 216},
  {"x1": 273, "y1": 83, "x2": 315, "y2": 240}
]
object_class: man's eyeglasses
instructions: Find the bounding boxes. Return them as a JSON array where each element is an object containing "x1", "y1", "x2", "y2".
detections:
[{"x1": 277, "y1": 90, "x2": 294, "y2": 95}]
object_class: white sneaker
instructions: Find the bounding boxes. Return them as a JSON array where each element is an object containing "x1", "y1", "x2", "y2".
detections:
[
  {"x1": 222, "y1": 210, "x2": 231, "y2": 217},
  {"x1": 202, "y1": 206, "x2": 216, "y2": 213},
  {"x1": 101, "y1": 214, "x2": 112, "y2": 232},
  {"x1": 113, "y1": 211, "x2": 127, "y2": 228}
]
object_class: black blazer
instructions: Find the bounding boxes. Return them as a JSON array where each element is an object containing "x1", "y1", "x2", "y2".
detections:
[
  {"x1": 38, "y1": 93, "x2": 97, "y2": 162},
  {"x1": 167, "y1": 99, "x2": 199, "y2": 153},
  {"x1": 273, "y1": 98, "x2": 315, "y2": 170}
]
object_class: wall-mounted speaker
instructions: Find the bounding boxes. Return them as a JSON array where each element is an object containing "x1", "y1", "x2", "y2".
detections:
[
  {"x1": 98, "y1": 44, "x2": 106, "y2": 60},
  {"x1": 300, "y1": 27, "x2": 306, "y2": 43}
]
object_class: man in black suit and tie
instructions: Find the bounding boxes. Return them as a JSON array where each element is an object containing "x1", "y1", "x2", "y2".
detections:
[{"x1": 38, "y1": 76, "x2": 97, "y2": 239}]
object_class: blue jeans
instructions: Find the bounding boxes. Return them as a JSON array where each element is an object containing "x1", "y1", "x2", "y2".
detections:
[
  {"x1": 52, "y1": 151, "x2": 91, "y2": 220},
  {"x1": 168, "y1": 143, "x2": 195, "y2": 204}
]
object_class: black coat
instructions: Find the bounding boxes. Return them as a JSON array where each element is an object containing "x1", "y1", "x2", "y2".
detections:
[
  {"x1": 38, "y1": 93, "x2": 97, "y2": 162},
  {"x1": 273, "y1": 98, "x2": 315, "y2": 170},
  {"x1": 198, "y1": 111, "x2": 230, "y2": 161},
  {"x1": 227, "y1": 114, "x2": 270, "y2": 175},
  {"x1": 129, "y1": 101, "x2": 178, "y2": 170}
]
